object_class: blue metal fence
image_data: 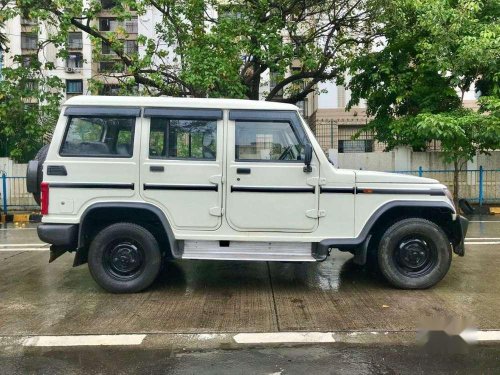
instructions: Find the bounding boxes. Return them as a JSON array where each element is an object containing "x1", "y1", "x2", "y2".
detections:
[
  {"x1": 1, "y1": 174, "x2": 38, "y2": 214},
  {"x1": 394, "y1": 167, "x2": 500, "y2": 205}
]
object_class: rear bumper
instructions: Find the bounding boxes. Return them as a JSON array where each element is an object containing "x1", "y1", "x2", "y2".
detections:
[
  {"x1": 453, "y1": 215, "x2": 468, "y2": 256},
  {"x1": 37, "y1": 224, "x2": 78, "y2": 248}
]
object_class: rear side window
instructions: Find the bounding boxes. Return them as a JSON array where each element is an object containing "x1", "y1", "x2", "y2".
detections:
[
  {"x1": 149, "y1": 118, "x2": 217, "y2": 160},
  {"x1": 60, "y1": 116, "x2": 135, "y2": 157}
]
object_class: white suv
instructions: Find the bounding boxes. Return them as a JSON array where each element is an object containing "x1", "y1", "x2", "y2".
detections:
[{"x1": 27, "y1": 96, "x2": 468, "y2": 293}]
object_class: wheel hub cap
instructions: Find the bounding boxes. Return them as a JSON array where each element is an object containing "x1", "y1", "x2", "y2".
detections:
[
  {"x1": 398, "y1": 239, "x2": 430, "y2": 269},
  {"x1": 109, "y1": 243, "x2": 142, "y2": 274}
]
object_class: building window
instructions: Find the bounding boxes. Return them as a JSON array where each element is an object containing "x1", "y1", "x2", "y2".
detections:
[
  {"x1": 66, "y1": 79, "x2": 83, "y2": 94},
  {"x1": 99, "y1": 17, "x2": 119, "y2": 32},
  {"x1": 22, "y1": 79, "x2": 38, "y2": 91},
  {"x1": 101, "y1": 40, "x2": 115, "y2": 55},
  {"x1": 125, "y1": 17, "x2": 138, "y2": 33},
  {"x1": 67, "y1": 33, "x2": 83, "y2": 49},
  {"x1": 21, "y1": 33, "x2": 38, "y2": 50},
  {"x1": 98, "y1": 84, "x2": 121, "y2": 95},
  {"x1": 99, "y1": 61, "x2": 123, "y2": 73},
  {"x1": 101, "y1": 0, "x2": 117, "y2": 9},
  {"x1": 20, "y1": 17, "x2": 37, "y2": 26},
  {"x1": 21, "y1": 55, "x2": 36, "y2": 67},
  {"x1": 338, "y1": 140, "x2": 374, "y2": 153},
  {"x1": 270, "y1": 71, "x2": 283, "y2": 99},
  {"x1": 66, "y1": 52, "x2": 83, "y2": 69},
  {"x1": 124, "y1": 40, "x2": 138, "y2": 55}
]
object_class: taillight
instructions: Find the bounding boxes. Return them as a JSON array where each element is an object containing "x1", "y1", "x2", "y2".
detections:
[{"x1": 40, "y1": 182, "x2": 49, "y2": 215}]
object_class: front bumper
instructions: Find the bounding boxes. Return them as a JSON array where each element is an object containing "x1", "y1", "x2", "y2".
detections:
[
  {"x1": 37, "y1": 224, "x2": 78, "y2": 248},
  {"x1": 453, "y1": 215, "x2": 468, "y2": 256}
]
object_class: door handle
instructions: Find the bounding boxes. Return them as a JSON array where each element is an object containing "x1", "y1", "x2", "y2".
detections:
[
  {"x1": 150, "y1": 165, "x2": 164, "y2": 172},
  {"x1": 237, "y1": 168, "x2": 251, "y2": 175}
]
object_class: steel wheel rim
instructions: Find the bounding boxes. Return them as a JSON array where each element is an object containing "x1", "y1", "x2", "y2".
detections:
[
  {"x1": 103, "y1": 240, "x2": 145, "y2": 281},
  {"x1": 393, "y1": 236, "x2": 438, "y2": 277}
]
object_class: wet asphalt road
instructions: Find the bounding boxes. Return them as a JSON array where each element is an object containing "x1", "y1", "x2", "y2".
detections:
[{"x1": 0, "y1": 216, "x2": 499, "y2": 374}]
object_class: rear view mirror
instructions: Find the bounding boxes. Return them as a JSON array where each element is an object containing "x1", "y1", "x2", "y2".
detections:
[{"x1": 303, "y1": 143, "x2": 313, "y2": 173}]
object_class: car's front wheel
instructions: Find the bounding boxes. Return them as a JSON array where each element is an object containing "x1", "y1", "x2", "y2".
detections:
[
  {"x1": 378, "y1": 218, "x2": 452, "y2": 289},
  {"x1": 88, "y1": 223, "x2": 162, "y2": 293}
]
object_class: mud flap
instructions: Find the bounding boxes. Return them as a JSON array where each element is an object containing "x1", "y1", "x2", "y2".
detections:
[
  {"x1": 49, "y1": 246, "x2": 68, "y2": 263},
  {"x1": 353, "y1": 234, "x2": 372, "y2": 265}
]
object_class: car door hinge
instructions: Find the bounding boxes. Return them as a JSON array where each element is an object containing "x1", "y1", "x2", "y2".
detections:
[
  {"x1": 209, "y1": 207, "x2": 224, "y2": 216},
  {"x1": 306, "y1": 177, "x2": 326, "y2": 186},
  {"x1": 306, "y1": 209, "x2": 326, "y2": 219}
]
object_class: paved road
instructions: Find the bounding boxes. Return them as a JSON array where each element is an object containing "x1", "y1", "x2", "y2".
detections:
[{"x1": 0, "y1": 216, "x2": 499, "y2": 374}]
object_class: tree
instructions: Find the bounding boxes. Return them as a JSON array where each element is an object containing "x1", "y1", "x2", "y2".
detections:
[
  {"x1": 0, "y1": 57, "x2": 63, "y2": 162},
  {"x1": 347, "y1": 0, "x2": 500, "y2": 202},
  {"x1": 10, "y1": 0, "x2": 381, "y2": 103}
]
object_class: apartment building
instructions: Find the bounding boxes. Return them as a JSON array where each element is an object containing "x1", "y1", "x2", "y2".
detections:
[{"x1": 2, "y1": 13, "x2": 93, "y2": 100}]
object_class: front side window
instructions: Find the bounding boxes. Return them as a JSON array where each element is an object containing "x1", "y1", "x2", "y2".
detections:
[
  {"x1": 149, "y1": 118, "x2": 217, "y2": 160},
  {"x1": 61, "y1": 116, "x2": 135, "y2": 157},
  {"x1": 235, "y1": 121, "x2": 304, "y2": 161}
]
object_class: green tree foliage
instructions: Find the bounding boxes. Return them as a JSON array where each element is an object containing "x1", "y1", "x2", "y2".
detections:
[
  {"x1": 0, "y1": 58, "x2": 64, "y2": 162},
  {"x1": 348, "y1": 0, "x2": 500, "y2": 201},
  {"x1": 11, "y1": 0, "x2": 380, "y2": 103}
]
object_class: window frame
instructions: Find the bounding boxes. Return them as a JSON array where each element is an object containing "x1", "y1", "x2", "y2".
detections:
[
  {"x1": 59, "y1": 115, "x2": 137, "y2": 159},
  {"x1": 148, "y1": 117, "x2": 218, "y2": 161}
]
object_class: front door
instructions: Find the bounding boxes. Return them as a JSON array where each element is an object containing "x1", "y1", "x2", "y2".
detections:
[
  {"x1": 140, "y1": 108, "x2": 224, "y2": 231},
  {"x1": 226, "y1": 110, "x2": 320, "y2": 232}
]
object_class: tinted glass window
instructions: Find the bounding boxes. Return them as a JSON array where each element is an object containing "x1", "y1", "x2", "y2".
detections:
[
  {"x1": 149, "y1": 118, "x2": 217, "y2": 160},
  {"x1": 235, "y1": 121, "x2": 304, "y2": 161},
  {"x1": 61, "y1": 116, "x2": 135, "y2": 157}
]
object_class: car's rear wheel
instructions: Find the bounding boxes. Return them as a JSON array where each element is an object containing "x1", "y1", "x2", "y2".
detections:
[
  {"x1": 378, "y1": 218, "x2": 451, "y2": 289},
  {"x1": 88, "y1": 223, "x2": 161, "y2": 293}
]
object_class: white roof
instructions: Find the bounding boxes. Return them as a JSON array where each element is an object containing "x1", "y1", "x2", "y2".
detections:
[{"x1": 64, "y1": 95, "x2": 298, "y2": 111}]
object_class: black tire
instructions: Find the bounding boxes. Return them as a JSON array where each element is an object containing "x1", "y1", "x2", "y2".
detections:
[
  {"x1": 378, "y1": 218, "x2": 452, "y2": 289},
  {"x1": 88, "y1": 223, "x2": 162, "y2": 293},
  {"x1": 32, "y1": 145, "x2": 49, "y2": 206},
  {"x1": 458, "y1": 199, "x2": 474, "y2": 215}
]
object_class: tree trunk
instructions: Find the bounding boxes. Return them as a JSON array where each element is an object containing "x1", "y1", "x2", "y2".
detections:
[{"x1": 453, "y1": 160, "x2": 460, "y2": 206}]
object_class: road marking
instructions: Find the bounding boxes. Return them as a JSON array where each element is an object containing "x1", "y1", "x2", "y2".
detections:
[
  {"x1": 464, "y1": 242, "x2": 500, "y2": 245},
  {"x1": 0, "y1": 228, "x2": 37, "y2": 231},
  {"x1": 466, "y1": 238, "x2": 500, "y2": 240},
  {"x1": 233, "y1": 332, "x2": 335, "y2": 344},
  {"x1": 0, "y1": 248, "x2": 49, "y2": 252},
  {"x1": 475, "y1": 330, "x2": 500, "y2": 341},
  {"x1": 22, "y1": 334, "x2": 146, "y2": 347},
  {"x1": 469, "y1": 221, "x2": 500, "y2": 223},
  {"x1": 0, "y1": 244, "x2": 46, "y2": 247}
]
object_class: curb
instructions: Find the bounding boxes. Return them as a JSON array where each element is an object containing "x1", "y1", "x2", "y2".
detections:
[{"x1": 0, "y1": 213, "x2": 41, "y2": 223}]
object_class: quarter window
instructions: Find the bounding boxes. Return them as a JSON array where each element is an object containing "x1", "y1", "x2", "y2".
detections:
[
  {"x1": 235, "y1": 121, "x2": 304, "y2": 161},
  {"x1": 149, "y1": 118, "x2": 217, "y2": 160},
  {"x1": 61, "y1": 116, "x2": 135, "y2": 157}
]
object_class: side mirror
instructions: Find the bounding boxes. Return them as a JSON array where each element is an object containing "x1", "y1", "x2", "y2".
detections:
[{"x1": 303, "y1": 143, "x2": 313, "y2": 173}]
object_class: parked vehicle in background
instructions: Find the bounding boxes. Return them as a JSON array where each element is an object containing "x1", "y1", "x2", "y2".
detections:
[{"x1": 27, "y1": 96, "x2": 468, "y2": 293}]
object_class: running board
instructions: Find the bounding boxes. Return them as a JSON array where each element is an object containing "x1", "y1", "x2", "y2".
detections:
[{"x1": 182, "y1": 241, "x2": 316, "y2": 262}]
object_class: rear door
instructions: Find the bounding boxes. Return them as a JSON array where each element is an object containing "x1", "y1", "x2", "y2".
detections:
[
  {"x1": 225, "y1": 110, "x2": 320, "y2": 232},
  {"x1": 140, "y1": 108, "x2": 223, "y2": 230}
]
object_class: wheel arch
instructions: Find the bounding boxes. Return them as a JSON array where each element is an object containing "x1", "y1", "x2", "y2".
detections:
[
  {"x1": 74, "y1": 202, "x2": 179, "y2": 266},
  {"x1": 319, "y1": 200, "x2": 460, "y2": 262}
]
